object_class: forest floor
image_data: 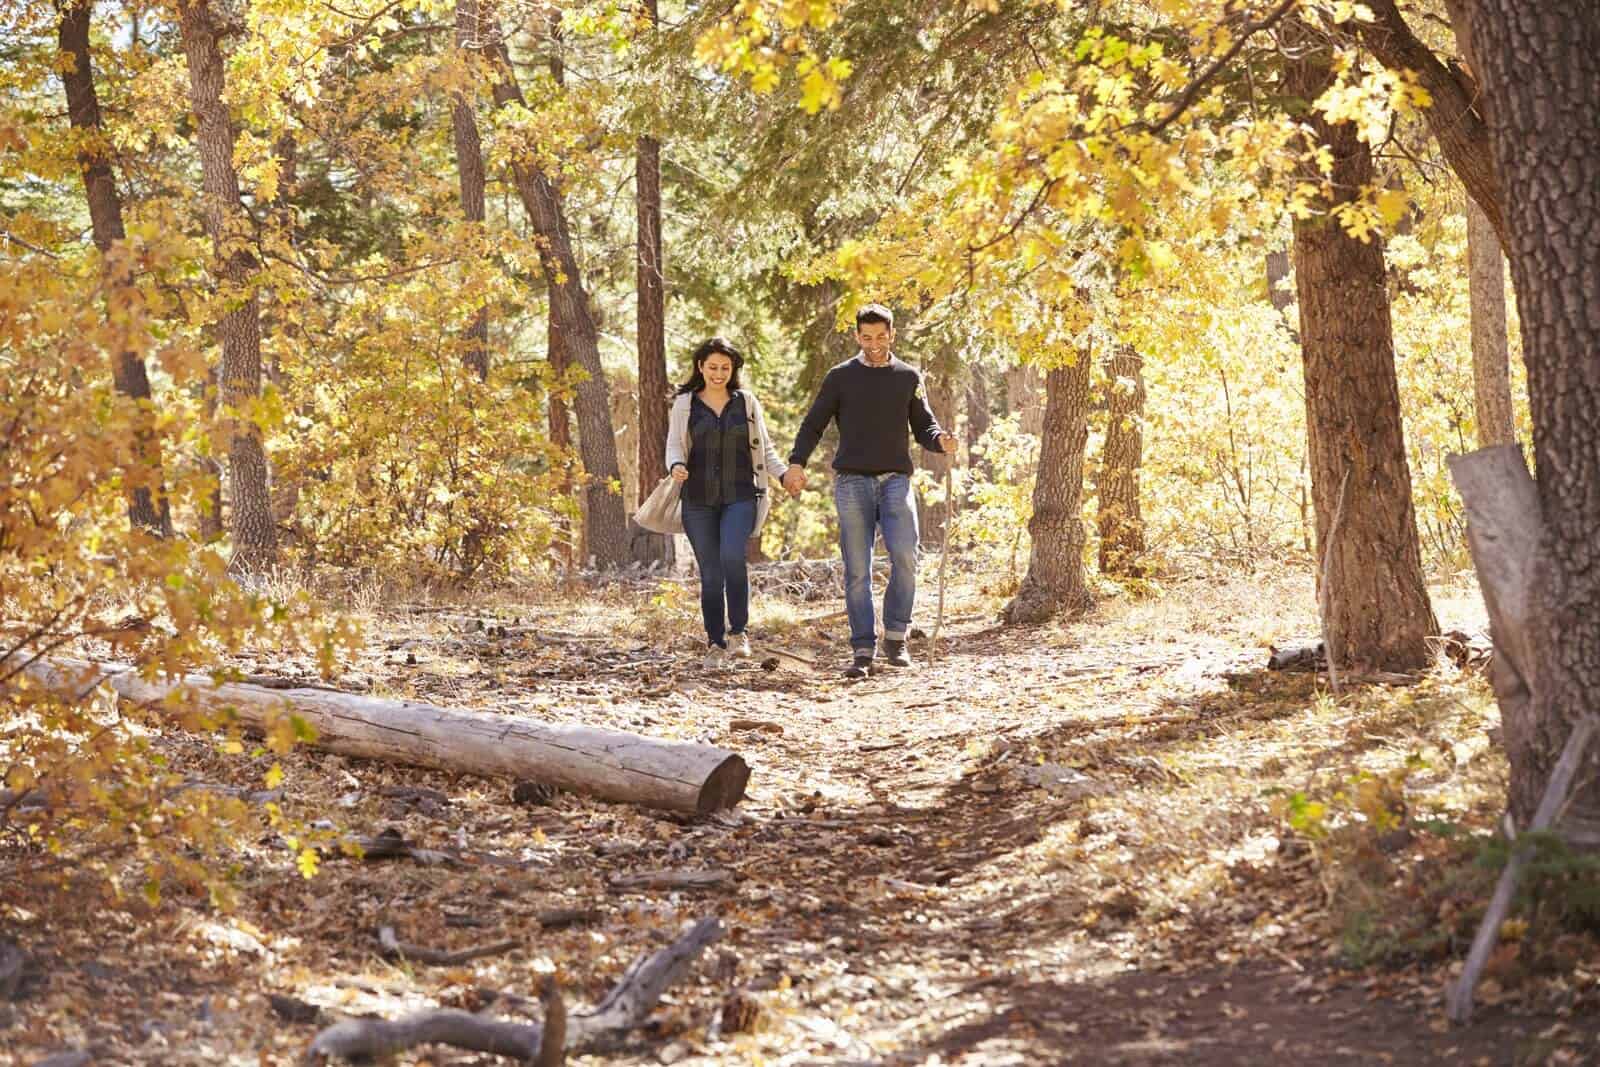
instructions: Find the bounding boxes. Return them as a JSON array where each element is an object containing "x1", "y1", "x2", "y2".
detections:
[{"x1": 4, "y1": 563, "x2": 1600, "y2": 1066}]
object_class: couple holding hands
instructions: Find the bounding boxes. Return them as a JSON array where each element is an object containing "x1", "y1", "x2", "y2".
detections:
[{"x1": 653, "y1": 304, "x2": 956, "y2": 678}]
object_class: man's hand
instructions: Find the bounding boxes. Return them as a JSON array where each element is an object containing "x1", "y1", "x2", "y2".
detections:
[
  {"x1": 671, "y1": 464, "x2": 689, "y2": 484},
  {"x1": 936, "y1": 433, "x2": 958, "y2": 455},
  {"x1": 781, "y1": 464, "x2": 806, "y2": 498}
]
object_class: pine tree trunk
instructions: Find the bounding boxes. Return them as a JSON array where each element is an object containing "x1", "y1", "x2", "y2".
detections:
[
  {"x1": 635, "y1": 0, "x2": 668, "y2": 504},
  {"x1": 1095, "y1": 343, "x2": 1146, "y2": 576},
  {"x1": 451, "y1": 0, "x2": 490, "y2": 382},
  {"x1": 178, "y1": 0, "x2": 277, "y2": 572},
  {"x1": 1288, "y1": 39, "x2": 1436, "y2": 671},
  {"x1": 548, "y1": 315, "x2": 575, "y2": 568},
  {"x1": 58, "y1": 0, "x2": 170, "y2": 538},
  {"x1": 1462, "y1": 0, "x2": 1600, "y2": 838},
  {"x1": 485, "y1": 32, "x2": 629, "y2": 569},
  {"x1": 1005, "y1": 355, "x2": 1093, "y2": 625}
]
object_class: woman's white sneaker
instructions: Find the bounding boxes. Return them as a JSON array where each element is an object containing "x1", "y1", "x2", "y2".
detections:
[
  {"x1": 729, "y1": 633, "x2": 753, "y2": 658},
  {"x1": 702, "y1": 645, "x2": 728, "y2": 670}
]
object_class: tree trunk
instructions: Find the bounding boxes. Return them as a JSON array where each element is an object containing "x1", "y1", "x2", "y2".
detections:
[
  {"x1": 178, "y1": 0, "x2": 277, "y2": 572},
  {"x1": 451, "y1": 0, "x2": 490, "y2": 382},
  {"x1": 23, "y1": 657, "x2": 749, "y2": 815},
  {"x1": 1005, "y1": 355, "x2": 1093, "y2": 625},
  {"x1": 1287, "y1": 39, "x2": 1436, "y2": 672},
  {"x1": 1462, "y1": 0, "x2": 1600, "y2": 839},
  {"x1": 635, "y1": 0, "x2": 668, "y2": 504},
  {"x1": 548, "y1": 315, "x2": 576, "y2": 568},
  {"x1": 58, "y1": 0, "x2": 171, "y2": 538},
  {"x1": 1095, "y1": 343, "x2": 1147, "y2": 576},
  {"x1": 1445, "y1": 1, "x2": 1516, "y2": 449},
  {"x1": 917, "y1": 352, "x2": 958, "y2": 547},
  {"x1": 485, "y1": 29, "x2": 629, "y2": 569}
]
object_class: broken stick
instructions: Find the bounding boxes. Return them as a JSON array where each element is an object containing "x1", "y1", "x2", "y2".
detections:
[{"x1": 308, "y1": 916, "x2": 724, "y2": 1062}]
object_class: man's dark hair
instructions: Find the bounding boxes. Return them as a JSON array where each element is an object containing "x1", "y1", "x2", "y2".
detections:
[{"x1": 855, "y1": 304, "x2": 894, "y2": 329}]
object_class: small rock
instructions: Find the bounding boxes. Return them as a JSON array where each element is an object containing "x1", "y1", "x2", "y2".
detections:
[{"x1": 659, "y1": 1040, "x2": 690, "y2": 1064}]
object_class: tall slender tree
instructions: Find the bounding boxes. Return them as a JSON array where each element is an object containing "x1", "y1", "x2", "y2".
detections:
[
  {"x1": 1443, "y1": 0, "x2": 1514, "y2": 449},
  {"x1": 635, "y1": 0, "x2": 668, "y2": 507},
  {"x1": 482, "y1": 18, "x2": 629, "y2": 568},
  {"x1": 1287, "y1": 32, "x2": 1435, "y2": 671},
  {"x1": 451, "y1": 0, "x2": 490, "y2": 383},
  {"x1": 57, "y1": 0, "x2": 171, "y2": 537},
  {"x1": 178, "y1": 0, "x2": 277, "y2": 571},
  {"x1": 1461, "y1": 0, "x2": 1600, "y2": 838}
]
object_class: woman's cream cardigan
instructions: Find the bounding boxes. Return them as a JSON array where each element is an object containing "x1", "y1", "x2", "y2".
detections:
[{"x1": 664, "y1": 390, "x2": 789, "y2": 534}]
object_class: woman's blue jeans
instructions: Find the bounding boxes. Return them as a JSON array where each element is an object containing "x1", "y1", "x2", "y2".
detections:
[
  {"x1": 833, "y1": 473, "x2": 919, "y2": 652},
  {"x1": 681, "y1": 498, "x2": 757, "y2": 647}
]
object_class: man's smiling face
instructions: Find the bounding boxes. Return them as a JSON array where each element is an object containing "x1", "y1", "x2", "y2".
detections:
[{"x1": 857, "y1": 322, "x2": 894, "y2": 361}]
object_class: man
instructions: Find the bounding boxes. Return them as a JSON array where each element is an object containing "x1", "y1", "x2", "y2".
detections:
[{"x1": 783, "y1": 304, "x2": 957, "y2": 678}]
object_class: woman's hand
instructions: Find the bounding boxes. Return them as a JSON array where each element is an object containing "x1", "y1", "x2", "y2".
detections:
[{"x1": 671, "y1": 464, "x2": 689, "y2": 484}]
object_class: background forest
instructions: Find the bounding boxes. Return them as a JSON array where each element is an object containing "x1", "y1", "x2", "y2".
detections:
[{"x1": 4, "y1": 0, "x2": 1600, "y2": 1063}]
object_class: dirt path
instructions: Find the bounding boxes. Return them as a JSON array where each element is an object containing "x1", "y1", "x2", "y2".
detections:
[{"x1": 4, "y1": 571, "x2": 1597, "y2": 1065}]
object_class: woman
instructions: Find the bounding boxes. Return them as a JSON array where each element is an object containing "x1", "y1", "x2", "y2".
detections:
[{"x1": 664, "y1": 338, "x2": 788, "y2": 665}]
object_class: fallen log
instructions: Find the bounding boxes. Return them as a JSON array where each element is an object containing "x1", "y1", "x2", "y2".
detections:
[
  {"x1": 15, "y1": 657, "x2": 748, "y2": 814},
  {"x1": 309, "y1": 916, "x2": 723, "y2": 1062}
]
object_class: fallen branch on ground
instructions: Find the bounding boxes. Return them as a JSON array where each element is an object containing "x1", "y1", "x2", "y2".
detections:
[
  {"x1": 308, "y1": 916, "x2": 724, "y2": 1062},
  {"x1": 377, "y1": 925, "x2": 518, "y2": 967}
]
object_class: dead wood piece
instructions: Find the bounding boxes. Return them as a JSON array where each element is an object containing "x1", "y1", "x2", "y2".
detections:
[
  {"x1": 309, "y1": 917, "x2": 723, "y2": 1062},
  {"x1": 727, "y1": 719, "x2": 783, "y2": 735},
  {"x1": 1448, "y1": 714, "x2": 1599, "y2": 1025},
  {"x1": 15, "y1": 656, "x2": 750, "y2": 814},
  {"x1": 30, "y1": 1051, "x2": 93, "y2": 1067},
  {"x1": 267, "y1": 992, "x2": 322, "y2": 1023},
  {"x1": 606, "y1": 868, "x2": 733, "y2": 891},
  {"x1": 1267, "y1": 642, "x2": 1325, "y2": 672},
  {"x1": 378, "y1": 785, "x2": 451, "y2": 805},
  {"x1": 536, "y1": 907, "x2": 599, "y2": 929},
  {"x1": 377, "y1": 925, "x2": 518, "y2": 967}
]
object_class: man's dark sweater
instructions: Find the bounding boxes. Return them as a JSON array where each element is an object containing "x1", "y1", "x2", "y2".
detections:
[{"x1": 789, "y1": 355, "x2": 946, "y2": 475}]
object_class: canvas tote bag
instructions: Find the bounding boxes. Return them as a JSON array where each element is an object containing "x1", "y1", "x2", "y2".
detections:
[{"x1": 633, "y1": 474, "x2": 684, "y2": 534}]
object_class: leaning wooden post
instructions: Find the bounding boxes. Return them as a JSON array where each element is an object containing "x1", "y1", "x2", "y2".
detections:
[{"x1": 1444, "y1": 444, "x2": 1571, "y2": 1024}]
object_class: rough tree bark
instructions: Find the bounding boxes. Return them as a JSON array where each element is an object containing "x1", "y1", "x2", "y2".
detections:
[
  {"x1": 1444, "y1": 0, "x2": 1515, "y2": 449},
  {"x1": 1095, "y1": 343, "x2": 1146, "y2": 576},
  {"x1": 485, "y1": 21, "x2": 629, "y2": 568},
  {"x1": 451, "y1": 0, "x2": 490, "y2": 383},
  {"x1": 1287, "y1": 37, "x2": 1436, "y2": 671},
  {"x1": 178, "y1": 0, "x2": 277, "y2": 571},
  {"x1": 1461, "y1": 0, "x2": 1600, "y2": 839},
  {"x1": 1004, "y1": 354, "x2": 1093, "y2": 625},
  {"x1": 57, "y1": 0, "x2": 171, "y2": 538}
]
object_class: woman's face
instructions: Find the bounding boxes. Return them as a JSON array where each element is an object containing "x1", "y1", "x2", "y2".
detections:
[{"x1": 700, "y1": 353, "x2": 735, "y2": 388}]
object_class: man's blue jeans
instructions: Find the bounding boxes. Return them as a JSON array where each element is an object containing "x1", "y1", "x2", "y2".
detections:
[
  {"x1": 682, "y1": 498, "x2": 757, "y2": 647},
  {"x1": 834, "y1": 473, "x2": 919, "y2": 653}
]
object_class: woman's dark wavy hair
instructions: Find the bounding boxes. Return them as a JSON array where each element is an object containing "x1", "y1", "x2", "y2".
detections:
[{"x1": 674, "y1": 337, "x2": 745, "y2": 396}]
